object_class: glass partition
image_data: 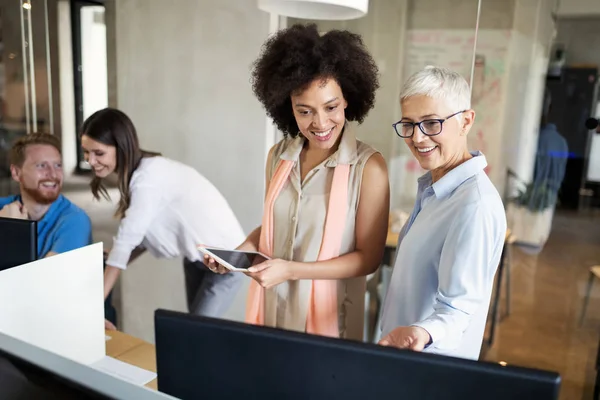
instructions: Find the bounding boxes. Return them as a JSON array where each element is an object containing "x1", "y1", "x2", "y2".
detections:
[{"x1": 0, "y1": 0, "x2": 53, "y2": 195}]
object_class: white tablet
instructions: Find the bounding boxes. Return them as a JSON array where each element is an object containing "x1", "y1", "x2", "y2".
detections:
[{"x1": 198, "y1": 247, "x2": 270, "y2": 272}]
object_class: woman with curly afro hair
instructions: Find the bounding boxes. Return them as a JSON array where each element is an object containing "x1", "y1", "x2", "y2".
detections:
[{"x1": 205, "y1": 24, "x2": 389, "y2": 340}]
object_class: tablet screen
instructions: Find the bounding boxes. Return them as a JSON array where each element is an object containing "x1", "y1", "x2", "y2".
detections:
[{"x1": 204, "y1": 249, "x2": 269, "y2": 270}]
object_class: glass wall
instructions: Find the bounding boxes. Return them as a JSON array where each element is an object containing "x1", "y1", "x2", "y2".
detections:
[
  {"x1": 71, "y1": 0, "x2": 107, "y2": 172},
  {"x1": 0, "y1": 0, "x2": 54, "y2": 195}
]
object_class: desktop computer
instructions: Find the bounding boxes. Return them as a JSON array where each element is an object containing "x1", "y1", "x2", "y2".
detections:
[
  {"x1": 155, "y1": 309, "x2": 561, "y2": 400},
  {"x1": 0, "y1": 217, "x2": 37, "y2": 271}
]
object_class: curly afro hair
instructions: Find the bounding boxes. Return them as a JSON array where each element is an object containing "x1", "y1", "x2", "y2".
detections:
[{"x1": 251, "y1": 23, "x2": 379, "y2": 138}]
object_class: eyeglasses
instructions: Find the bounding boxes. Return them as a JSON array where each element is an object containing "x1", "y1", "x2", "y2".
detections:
[{"x1": 392, "y1": 110, "x2": 466, "y2": 138}]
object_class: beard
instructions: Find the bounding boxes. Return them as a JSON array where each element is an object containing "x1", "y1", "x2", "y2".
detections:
[{"x1": 21, "y1": 181, "x2": 61, "y2": 205}]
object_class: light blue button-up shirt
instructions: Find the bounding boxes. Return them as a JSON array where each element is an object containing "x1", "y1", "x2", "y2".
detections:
[{"x1": 381, "y1": 151, "x2": 506, "y2": 360}]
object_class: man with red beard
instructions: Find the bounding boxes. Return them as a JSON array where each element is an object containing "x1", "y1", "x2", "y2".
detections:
[{"x1": 0, "y1": 133, "x2": 91, "y2": 258}]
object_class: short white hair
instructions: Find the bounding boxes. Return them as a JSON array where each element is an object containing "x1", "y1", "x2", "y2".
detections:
[{"x1": 400, "y1": 66, "x2": 471, "y2": 112}]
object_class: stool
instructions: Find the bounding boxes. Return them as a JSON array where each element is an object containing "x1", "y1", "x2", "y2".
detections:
[{"x1": 579, "y1": 265, "x2": 600, "y2": 326}]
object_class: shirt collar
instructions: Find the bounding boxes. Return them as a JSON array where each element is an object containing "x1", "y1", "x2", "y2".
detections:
[
  {"x1": 418, "y1": 151, "x2": 488, "y2": 198},
  {"x1": 279, "y1": 122, "x2": 359, "y2": 166}
]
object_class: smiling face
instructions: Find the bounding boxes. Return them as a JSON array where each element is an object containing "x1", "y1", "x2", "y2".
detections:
[
  {"x1": 11, "y1": 144, "x2": 63, "y2": 204},
  {"x1": 400, "y1": 95, "x2": 475, "y2": 177},
  {"x1": 81, "y1": 135, "x2": 117, "y2": 178},
  {"x1": 291, "y1": 78, "x2": 348, "y2": 150}
]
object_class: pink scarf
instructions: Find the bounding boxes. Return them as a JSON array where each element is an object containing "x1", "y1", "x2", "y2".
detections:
[{"x1": 245, "y1": 158, "x2": 350, "y2": 337}]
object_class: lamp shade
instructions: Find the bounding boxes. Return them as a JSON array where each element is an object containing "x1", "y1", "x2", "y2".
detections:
[{"x1": 258, "y1": 0, "x2": 368, "y2": 20}]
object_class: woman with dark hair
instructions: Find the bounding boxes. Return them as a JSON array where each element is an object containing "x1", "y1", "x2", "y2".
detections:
[
  {"x1": 205, "y1": 24, "x2": 390, "y2": 340},
  {"x1": 80, "y1": 107, "x2": 245, "y2": 329}
]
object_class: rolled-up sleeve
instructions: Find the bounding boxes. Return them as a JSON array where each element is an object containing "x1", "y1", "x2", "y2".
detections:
[
  {"x1": 106, "y1": 182, "x2": 164, "y2": 269},
  {"x1": 413, "y1": 202, "x2": 502, "y2": 347}
]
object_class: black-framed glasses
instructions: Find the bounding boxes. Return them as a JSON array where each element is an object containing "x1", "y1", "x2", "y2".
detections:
[{"x1": 392, "y1": 110, "x2": 466, "y2": 138}]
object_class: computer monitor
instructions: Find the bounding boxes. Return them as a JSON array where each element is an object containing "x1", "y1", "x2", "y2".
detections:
[
  {"x1": 0, "y1": 216, "x2": 37, "y2": 271},
  {"x1": 0, "y1": 347, "x2": 107, "y2": 399},
  {"x1": 0, "y1": 330, "x2": 175, "y2": 400},
  {"x1": 155, "y1": 309, "x2": 561, "y2": 400}
]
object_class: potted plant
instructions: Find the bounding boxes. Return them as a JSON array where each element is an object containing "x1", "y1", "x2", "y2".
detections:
[{"x1": 506, "y1": 180, "x2": 557, "y2": 252}]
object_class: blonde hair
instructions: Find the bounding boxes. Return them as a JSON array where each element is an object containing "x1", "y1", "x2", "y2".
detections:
[{"x1": 10, "y1": 133, "x2": 61, "y2": 167}]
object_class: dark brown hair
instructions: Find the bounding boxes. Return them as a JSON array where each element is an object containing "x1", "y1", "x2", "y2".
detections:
[
  {"x1": 81, "y1": 108, "x2": 160, "y2": 219},
  {"x1": 9, "y1": 133, "x2": 62, "y2": 167},
  {"x1": 251, "y1": 23, "x2": 379, "y2": 137}
]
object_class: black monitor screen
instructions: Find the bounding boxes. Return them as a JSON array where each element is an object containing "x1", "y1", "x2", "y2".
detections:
[
  {"x1": 0, "y1": 217, "x2": 37, "y2": 271},
  {"x1": 154, "y1": 310, "x2": 560, "y2": 400},
  {"x1": 0, "y1": 349, "x2": 107, "y2": 400}
]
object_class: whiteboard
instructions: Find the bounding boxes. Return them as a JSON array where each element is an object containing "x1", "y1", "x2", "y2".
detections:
[{"x1": 398, "y1": 29, "x2": 510, "y2": 194}]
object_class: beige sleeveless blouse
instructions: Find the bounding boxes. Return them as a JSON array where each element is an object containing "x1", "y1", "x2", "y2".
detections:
[{"x1": 264, "y1": 123, "x2": 378, "y2": 341}]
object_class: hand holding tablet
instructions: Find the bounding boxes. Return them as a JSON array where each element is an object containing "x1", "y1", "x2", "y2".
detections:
[{"x1": 198, "y1": 246, "x2": 271, "y2": 272}]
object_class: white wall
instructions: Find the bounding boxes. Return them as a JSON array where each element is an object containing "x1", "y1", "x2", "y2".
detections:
[
  {"x1": 587, "y1": 101, "x2": 600, "y2": 182},
  {"x1": 110, "y1": 0, "x2": 271, "y2": 341},
  {"x1": 57, "y1": 0, "x2": 77, "y2": 176},
  {"x1": 501, "y1": 0, "x2": 555, "y2": 188},
  {"x1": 80, "y1": 6, "x2": 108, "y2": 120},
  {"x1": 114, "y1": 0, "x2": 269, "y2": 233},
  {"x1": 58, "y1": 2, "x2": 109, "y2": 176}
]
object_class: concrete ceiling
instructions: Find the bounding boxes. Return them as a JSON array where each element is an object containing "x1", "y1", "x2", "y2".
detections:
[{"x1": 557, "y1": 0, "x2": 600, "y2": 17}]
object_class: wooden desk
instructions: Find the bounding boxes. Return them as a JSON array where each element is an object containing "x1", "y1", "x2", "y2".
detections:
[
  {"x1": 383, "y1": 226, "x2": 400, "y2": 267},
  {"x1": 105, "y1": 330, "x2": 145, "y2": 358},
  {"x1": 386, "y1": 228, "x2": 399, "y2": 248},
  {"x1": 105, "y1": 330, "x2": 158, "y2": 390}
]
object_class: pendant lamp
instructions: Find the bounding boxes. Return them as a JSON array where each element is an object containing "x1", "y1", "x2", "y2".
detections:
[{"x1": 258, "y1": 0, "x2": 368, "y2": 20}]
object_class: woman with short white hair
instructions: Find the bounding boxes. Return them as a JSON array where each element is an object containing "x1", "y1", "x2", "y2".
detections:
[{"x1": 379, "y1": 66, "x2": 506, "y2": 360}]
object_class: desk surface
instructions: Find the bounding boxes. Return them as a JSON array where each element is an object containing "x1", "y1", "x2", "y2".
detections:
[
  {"x1": 386, "y1": 228, "x2": 399, "y2": 248},
  {"x1": 105, "y1": 330, "x2": 158, "y2": 390}
]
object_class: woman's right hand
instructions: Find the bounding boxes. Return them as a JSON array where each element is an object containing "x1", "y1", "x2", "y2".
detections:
[
  {"x1": 203, "y1": 254, "x2": 230, "y2": 274},
  {"x1": 201, "y1": 225, "x2": 262, "y2": 275}
]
